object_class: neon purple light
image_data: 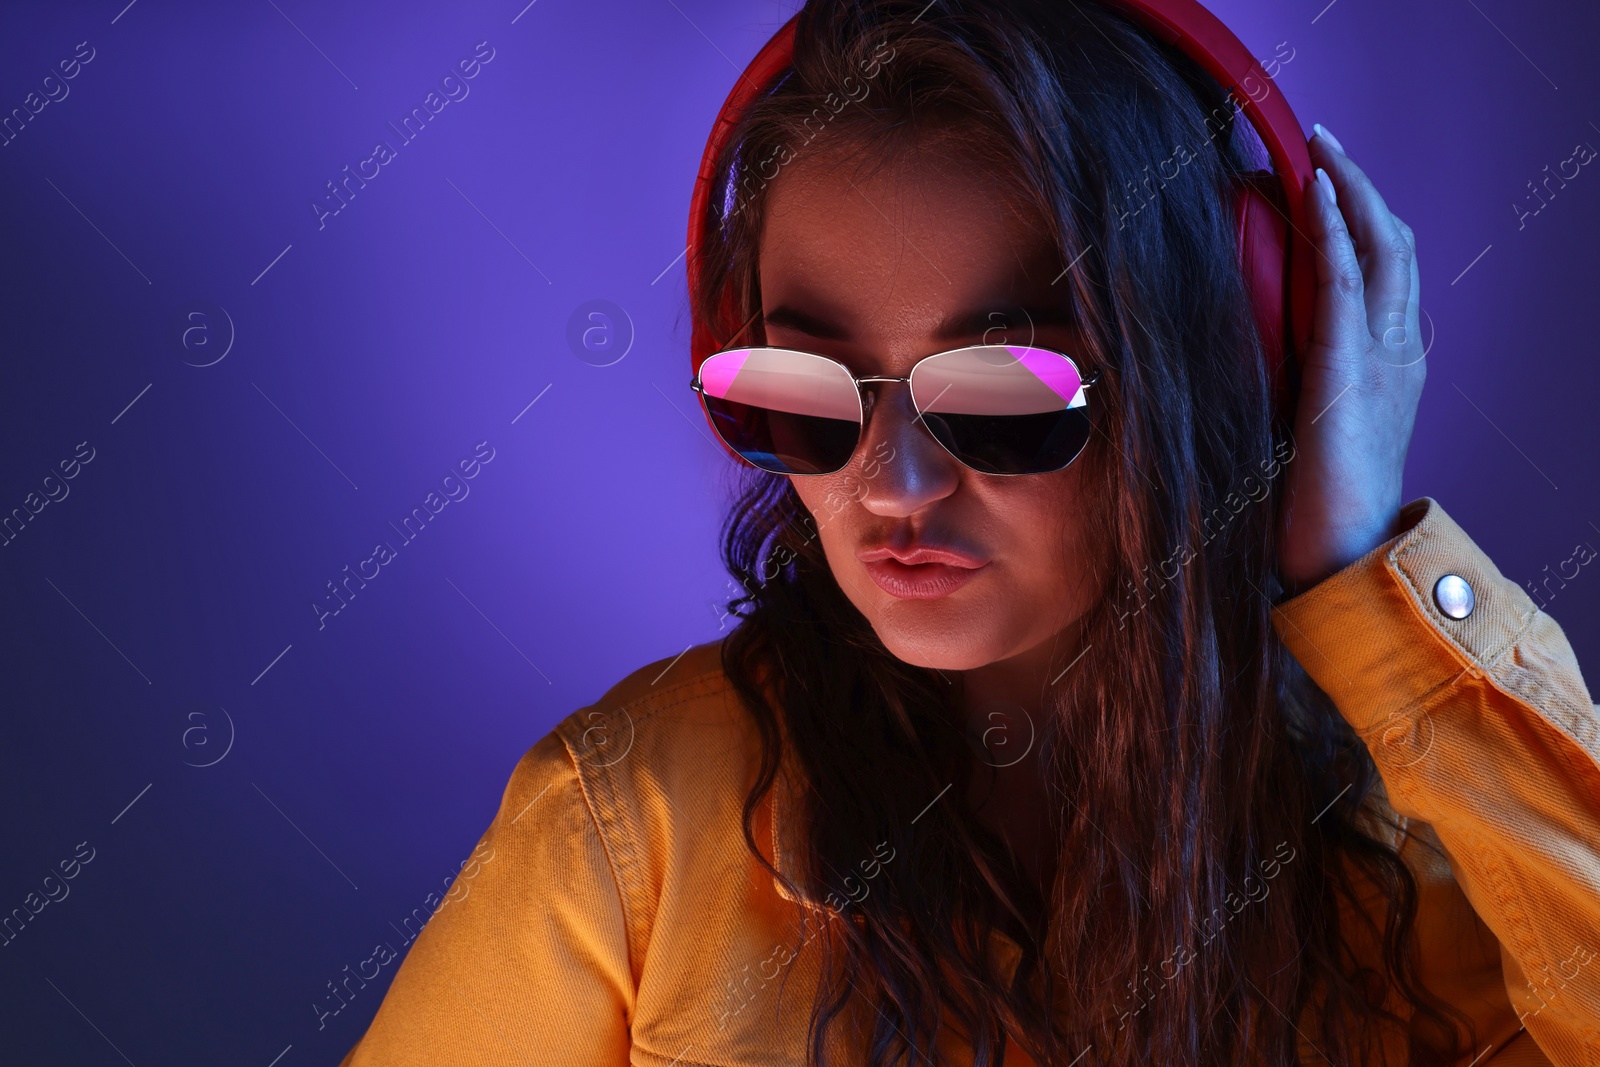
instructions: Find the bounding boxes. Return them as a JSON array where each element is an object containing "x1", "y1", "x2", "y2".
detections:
[
  {"x1": 1008, "y1": 346, "x2": 1084, "y2": 406},
  {"x1": 700, "y1": 350, "x2": 750, "y2": 400}
]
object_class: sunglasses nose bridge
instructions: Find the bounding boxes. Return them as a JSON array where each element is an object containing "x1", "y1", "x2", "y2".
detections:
[
  {"x1": 852, "y1": 374, "x2": 959, "y2": 476},
  {"x1": 854, "y1": 375, "x2": 920, "y2": 439}
]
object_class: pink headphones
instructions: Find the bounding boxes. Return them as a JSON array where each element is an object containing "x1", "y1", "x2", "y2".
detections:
[{"x1": 687, "y1": 0, "x2": 1316, "y2": 443}]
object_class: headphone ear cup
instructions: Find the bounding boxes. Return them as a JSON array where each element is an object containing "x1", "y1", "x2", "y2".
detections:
[{"x1": 1233, "y1": 172, "x2": 1292, "y2": 420}]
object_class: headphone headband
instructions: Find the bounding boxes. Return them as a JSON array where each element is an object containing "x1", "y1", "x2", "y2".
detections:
[{"x1": 687, "y1": 0, "x2": 1315, "y2": 422}]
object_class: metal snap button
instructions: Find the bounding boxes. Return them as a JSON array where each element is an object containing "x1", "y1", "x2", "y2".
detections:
[{"x1": 1433, "y1": 574, "x2": 1474, "y2": 619}]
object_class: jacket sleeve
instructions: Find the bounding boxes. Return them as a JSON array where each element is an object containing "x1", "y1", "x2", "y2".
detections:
[
  {"x1": 1272, "y1": 496, "x2": 1600, "y2": 1066},
  {"x1": 337, "y1": 728, "x2": 635, "y2": 1066}
]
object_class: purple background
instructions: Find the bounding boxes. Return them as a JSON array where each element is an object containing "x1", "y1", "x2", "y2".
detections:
[{"x1": 0, "y1": 0, "x2": 1595, "y2": 1061}]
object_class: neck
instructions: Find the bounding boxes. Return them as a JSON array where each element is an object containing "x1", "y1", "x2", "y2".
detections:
[
  {"x1": 954, "y1": 621, "x2": 1084, "y2": 912},
  {"x1": 957, "y1": 618, "x2": 1084, "y2": 734}
]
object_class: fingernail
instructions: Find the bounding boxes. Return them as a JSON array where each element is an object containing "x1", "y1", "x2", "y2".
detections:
[
  {"x1": 1315, "y1": 166, "x2": 1337, "y2": 207},
  {"x1": 1313, "y1": 123, "x2": 1346, "y2": 155}
]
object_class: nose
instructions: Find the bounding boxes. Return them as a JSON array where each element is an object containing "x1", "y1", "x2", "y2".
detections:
[{"x1": 854, "y1": 380, "x2": 961, "y2": 518}]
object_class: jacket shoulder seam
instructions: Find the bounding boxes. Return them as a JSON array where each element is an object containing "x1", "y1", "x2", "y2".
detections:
[
  {"x1": 546, "y1": 649, "x2": 739, "y2": 981},
  {"x1": 550, "y1": 730, "x2": 645, "y2": 997}
]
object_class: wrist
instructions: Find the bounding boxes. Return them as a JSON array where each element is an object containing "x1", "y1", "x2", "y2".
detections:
[
  {"x1": 1280, "y1": 502, "x2": 1433, "y2": 601},
  {"x1": 1280, "y1": 507, "x2": 1408, "y2": 600}
]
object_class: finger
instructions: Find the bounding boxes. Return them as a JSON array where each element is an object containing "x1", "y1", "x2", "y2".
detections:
[
  {"x1": 1303, "y1": 166, "x2": 1367, "y2": 360},
  {"x1": 1401, "y1": 219, "x2": 1420, "y2": 349},
  {"x1": 1378, "y1": 218, "x2": 1423, "y2": 361},
  {"x1": 1309, "y1": 130, "x2": 1413, "y2": 340}
]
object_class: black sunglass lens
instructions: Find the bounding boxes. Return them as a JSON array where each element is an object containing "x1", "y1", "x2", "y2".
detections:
[
  {"x1": 920, "y1": 407, "x2": 1091, "y2": 475},
  {"x1": 701, "y1": 394, "x2": 859, "y2": 474},
  {"x1": 911, "y1": 346, "x2": 1091, "y2": 475},
  {"x1": 697, "y1": 349, "x2": 862, "y2": 475}
]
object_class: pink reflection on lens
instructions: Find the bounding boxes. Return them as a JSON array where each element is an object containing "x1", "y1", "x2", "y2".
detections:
[
  {"x1": 912, "y1": 345, "x2": 1084, "y2": 416},
  {"x1": 1007, "y1": 346, "x2": 1085, "y2": 407},
  {"x1": 699, "y1": 350, "x2": 750, "y2": 401}
]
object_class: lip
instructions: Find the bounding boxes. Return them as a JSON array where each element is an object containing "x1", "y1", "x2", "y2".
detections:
[
  {"x1": 860, "y1": 558, "x2": 987, "y2": 599},
  {"x1": 856, "y1": 542, "x2": 989, "y2": 600},
  {"x1": 857, "y1": 544, "x2": 988, "y2": 568}
]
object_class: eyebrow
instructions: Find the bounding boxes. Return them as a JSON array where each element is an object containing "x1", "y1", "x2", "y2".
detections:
[
  {"x1": 762, "y1": 300, "x2": 1078, "y2": 344},
  {"x1": 760, "y1": 303, "x2": 849, "y2": 340}
]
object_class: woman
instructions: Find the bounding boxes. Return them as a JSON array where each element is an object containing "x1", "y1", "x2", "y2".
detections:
[{"x1": 339, "y1": 1, "x2": 1600, "y2": 1064}]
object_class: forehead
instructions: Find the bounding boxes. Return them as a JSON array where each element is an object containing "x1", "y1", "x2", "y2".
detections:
[{"x1": 755, "y1": 142, "x2": 1065, "y2": 344}]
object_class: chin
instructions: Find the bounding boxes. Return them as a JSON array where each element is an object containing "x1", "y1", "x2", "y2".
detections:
[{"x1": 868, "y1": 613, "x2": 1009, "y2": 671}]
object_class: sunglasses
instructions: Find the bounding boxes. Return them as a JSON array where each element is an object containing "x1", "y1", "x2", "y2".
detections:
[{"x1": 690, "y1": 344, "x2": 1101, "y2": 477}]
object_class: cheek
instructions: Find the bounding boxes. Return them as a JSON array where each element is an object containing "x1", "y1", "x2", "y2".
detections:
[
  {"x1": 997, "y1": 469, "x2": 1100, "y2": 597},
  {"x1": 787, "y1": 477, "x2": 824, "y2": 524},
  {"x1": 786, "y1": 476, "x2": 873, "y2": 585},
  {"x1": 786, "y1": 477, "x2": 847, "y2": 553},
  {"x1": 788, "y1": 474, "x2": 865, "y2": 531}
]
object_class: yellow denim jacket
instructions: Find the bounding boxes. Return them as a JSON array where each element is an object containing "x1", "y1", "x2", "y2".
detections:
[{"x1": 338, "y1": 497, "x2": 1600, "y2": 1066}]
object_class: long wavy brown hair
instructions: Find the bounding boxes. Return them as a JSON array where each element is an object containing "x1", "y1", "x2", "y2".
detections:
[{"x1": 689, "y1": 1, "x2": 1478, "y2": 1064}]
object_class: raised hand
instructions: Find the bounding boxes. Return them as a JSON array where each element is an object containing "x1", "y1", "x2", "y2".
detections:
[{"x1": 1276, "y1": 124, "x2": 1426, "y2": 596}]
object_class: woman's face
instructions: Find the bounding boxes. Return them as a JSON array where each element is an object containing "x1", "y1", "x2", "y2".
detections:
[{"x1": 757, "y1": 141, "x2": 1105, "y2": 675}]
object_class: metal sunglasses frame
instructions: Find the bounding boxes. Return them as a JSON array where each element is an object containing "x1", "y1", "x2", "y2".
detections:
[{"x1": 689, "y1": 343, "x2": 1103, "y2": 477}]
